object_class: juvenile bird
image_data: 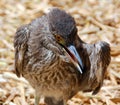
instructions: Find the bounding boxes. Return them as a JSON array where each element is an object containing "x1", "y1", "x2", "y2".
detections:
[
  {"x1": 14, "y1": 8, "x2": 111, "y2": 105},
  {"x1": 14, "y1": 8, "x2": 83, "y2": 105}
]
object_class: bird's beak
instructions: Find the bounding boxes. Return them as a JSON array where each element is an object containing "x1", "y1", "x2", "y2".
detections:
[
  {"x1": 67, "y1": 45, "x2": 83, "y2": 74},
  {"x1": 60, "y1": 44, "x2": 83, "y2": 74}
]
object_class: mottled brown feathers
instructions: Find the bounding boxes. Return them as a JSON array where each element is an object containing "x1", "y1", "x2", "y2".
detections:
[
  {"x1": 14, "y1": 8, "x2": 81, "y2": 105},
  {"x1": 14, "y1": 25, "x2": 29, "y2": 77},
  {"x1": 14, "y1": 8, "x2": 111, "y2": 105}
]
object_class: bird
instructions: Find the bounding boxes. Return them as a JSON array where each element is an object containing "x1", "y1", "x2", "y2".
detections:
[
  {"x1": 14, "y1": 8, "x2": 111, "y2": 105},
  {"x1": 14, "y1": 8, "x2": 83, "y2": 105}
]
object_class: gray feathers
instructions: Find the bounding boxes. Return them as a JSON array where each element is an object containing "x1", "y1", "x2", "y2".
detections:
[
  {"x1": 47, "y1": 8, "x2": 76, "y2": 38},
  {"x1": 14, "y1": 8, "x2": 111, "y2": 105},
  {"x1": 14, "y1": 25, "x2": 29, "y2": 77}
]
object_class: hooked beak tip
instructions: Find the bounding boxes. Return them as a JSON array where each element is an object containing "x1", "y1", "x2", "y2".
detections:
[{"x1": 75, "y1": 62, "x2": 83, "y2": 74}]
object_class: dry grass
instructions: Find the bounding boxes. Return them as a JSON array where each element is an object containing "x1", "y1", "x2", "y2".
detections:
[{"x1": 0, "y1": 0, "x2": 120, "y2": 105}]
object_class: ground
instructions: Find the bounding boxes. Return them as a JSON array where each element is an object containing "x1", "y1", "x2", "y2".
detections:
[{"x1": 0, "y1": 0, "x2": 120, "y2": 105}]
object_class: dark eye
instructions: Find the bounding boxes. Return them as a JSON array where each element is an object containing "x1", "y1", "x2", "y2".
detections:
[
  {"x1": 57, "y1": 36, "x2": 61, "y2": 41},
  {"x1": 54, "y1": 34, "x2": 61, "y2": 41}
]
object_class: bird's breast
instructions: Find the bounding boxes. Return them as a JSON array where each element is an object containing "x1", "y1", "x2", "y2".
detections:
[{"x1": 23, "y1": 51, "x2": 80, "y2": 98}]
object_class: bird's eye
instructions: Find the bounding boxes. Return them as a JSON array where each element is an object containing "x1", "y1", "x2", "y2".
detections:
[
  {"x1": 54, "y1": 34, "x2": 61, "y2": 41},
  {"x1": 54, "y1": 34, "x2": 66, "y2": 45},
  {"x1": 57, "y1": 36, "x2": 61, "y2": 41}
]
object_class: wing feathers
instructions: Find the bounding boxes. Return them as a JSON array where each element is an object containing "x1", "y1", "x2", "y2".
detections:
[
  {"x1": 91, "y1": 41, "x2": 111, "y2": 94},
  {"x1": 14, "y1": 25, "x2": 29, "y2": 77}
]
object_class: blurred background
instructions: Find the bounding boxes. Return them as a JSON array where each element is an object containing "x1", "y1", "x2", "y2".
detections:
[{"x1": 0, "y1": 0, "x2": 120, "y2": 105}]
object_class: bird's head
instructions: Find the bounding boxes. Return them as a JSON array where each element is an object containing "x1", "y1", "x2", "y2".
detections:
[{"x1": 47, "y1": 8, "x2": 83, "y2": 74}]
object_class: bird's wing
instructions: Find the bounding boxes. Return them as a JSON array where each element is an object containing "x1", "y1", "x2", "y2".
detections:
[
  {"x1": 88, "y1": 41, "x2": 111, "y2": 94},
  {"x1": 14, "y1": 25, "x2": 29, "y2": 77}
]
